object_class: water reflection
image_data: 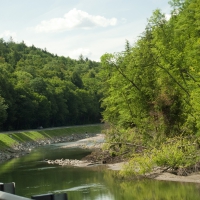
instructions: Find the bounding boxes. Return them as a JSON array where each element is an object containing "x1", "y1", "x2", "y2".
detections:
[
  {"x1": 103, "y1": 171, "x2": 200, "y2": 200},
  {"x1": 0, "y1": 142, "x2": 200, "y2": 200}
]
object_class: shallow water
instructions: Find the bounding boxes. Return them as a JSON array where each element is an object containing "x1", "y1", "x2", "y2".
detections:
[{"x1": 0, "y1": 142, "x2": 200, "y2": 200}]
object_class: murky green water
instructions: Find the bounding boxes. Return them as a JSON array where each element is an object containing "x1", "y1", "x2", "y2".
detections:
[{"x1": 0, "y1": 142, "x2": 200, "y2": 200}]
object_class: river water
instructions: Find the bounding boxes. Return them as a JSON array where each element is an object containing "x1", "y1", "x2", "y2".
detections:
[{"x1": 0, "y1": 141, "x2": 200, "y2": 200}]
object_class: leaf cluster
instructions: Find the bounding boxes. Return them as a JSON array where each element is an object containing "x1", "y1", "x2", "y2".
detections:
[{"x1": 121, "y1": 136, "x2": 200, "y2": 176}]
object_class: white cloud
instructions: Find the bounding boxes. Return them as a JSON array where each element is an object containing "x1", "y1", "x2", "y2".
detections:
[
  {"x1": 34, "y1": 8, "x2": 117, "y2": 32},
  {"x1": 0, "y1": 30, "x2": 17, "y2": 41},
  {"x1": 33, "y1": 18, "x2": 146, "y2": 61},
  {"x1": 23, "y1": 40, "x2": 32, "y2": 46},
  {"x1": 165, "y1": 13, "x2": 171, "y2": 21},
  {"x1": 0, "y1": 31, "x2": 33, "y2": 47},
  {"x1": 68, "y1": 48, "x2": 92, "y2": 59}
]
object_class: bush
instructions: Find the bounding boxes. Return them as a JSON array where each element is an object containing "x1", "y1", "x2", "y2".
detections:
[{"x1": 121, "y1": 136, "x2": 200, "y2": 176}]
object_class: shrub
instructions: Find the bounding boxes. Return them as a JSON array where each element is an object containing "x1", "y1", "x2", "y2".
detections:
[{"x1": 121, "y1": 136, "x2": 200, "y2": 176}]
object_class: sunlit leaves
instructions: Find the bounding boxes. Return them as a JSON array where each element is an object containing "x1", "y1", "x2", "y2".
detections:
[{"x1": 100, "y1": 0, "x2": 200, "y2": 141}]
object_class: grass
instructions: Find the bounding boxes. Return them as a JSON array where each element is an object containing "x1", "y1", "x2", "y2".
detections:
[
  {"x1": 0, "y1": 135, "x2": 18, "y2": 149},
  {"x1": 0, "y1": 124, "x2": 103, "y2": 150}
]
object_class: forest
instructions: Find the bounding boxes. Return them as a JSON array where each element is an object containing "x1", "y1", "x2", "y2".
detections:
[
  {"x1": 0, "y1": 39, "x2": 102, "y2": 131},
  {"x1": 100, "y1": 0, "x2": 200, "y2": 175},
  {"x1": 1, "y1": 0, "x2": 200, "y2": 175}
]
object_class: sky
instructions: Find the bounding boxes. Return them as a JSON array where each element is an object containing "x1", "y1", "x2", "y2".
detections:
[{"x1": 0, "y1": 0, "x2": 171, "y2": 61}]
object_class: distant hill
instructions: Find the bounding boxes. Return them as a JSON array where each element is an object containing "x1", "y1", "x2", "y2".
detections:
[{"x1": 0, "y1": 39, "x2": 102, "y2": 131}]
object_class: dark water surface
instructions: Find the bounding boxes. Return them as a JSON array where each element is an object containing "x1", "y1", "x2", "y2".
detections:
[{"x1": 0, "y1": 142, "x2": 200, "y2": 200}]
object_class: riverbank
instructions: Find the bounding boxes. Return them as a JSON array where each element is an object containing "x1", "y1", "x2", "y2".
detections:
[
  {"x1": 153, "y1": 172, "x2": 200, "y2": 183},
  {"x1": 59, "y1": 134, "x2": 200, "y2": 184},
  {"x1": 0, "y1": 124, "x2": 102, "y2": 163},
  {"x1": 2, "y1": 128, "x2": 200, "y2": 184},
  {"x1": 0, "y1": 132, "x2": 98, "y2": 163}
]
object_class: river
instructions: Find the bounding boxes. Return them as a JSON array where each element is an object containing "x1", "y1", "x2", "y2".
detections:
[{"x1": 0, "y1": 141, "x2": 200, "y2": 200}]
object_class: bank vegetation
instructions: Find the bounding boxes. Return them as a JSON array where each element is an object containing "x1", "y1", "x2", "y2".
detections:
[{"x1": 99, "y1": 0, "x2": 200, "y2": 176}]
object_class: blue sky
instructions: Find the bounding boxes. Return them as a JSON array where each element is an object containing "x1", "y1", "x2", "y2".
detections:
[{"x1": 0, "y1": 0, "x2": 171, "y2": 61}]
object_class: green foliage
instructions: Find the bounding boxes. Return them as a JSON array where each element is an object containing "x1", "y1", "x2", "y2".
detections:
[
  {"x1": 100, "y1": 0, "x2": 200, "y2": 140},
  {"x1": 71, "y1": 71, "x2": 84, "y2": 88},
  {"x1": 152, "y1": 137, "x2": 198, "y2": 168},
  {"x1": 121, "y1": 136, "x2": 199, "y2": 176},
  {"x1": 0, "y1": 96, "x2": 8, "y2": 128},
  {"x1": 99, "y1": 1, "x2": 200, "y2": 176},
  {"x1": 0, "y1": 39, "x2": 102, "y2": 130}
]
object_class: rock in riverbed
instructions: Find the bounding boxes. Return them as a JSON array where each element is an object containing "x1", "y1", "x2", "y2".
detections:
[{"x1": 45, "y1": 158, "x2": 102, "y2": 167}]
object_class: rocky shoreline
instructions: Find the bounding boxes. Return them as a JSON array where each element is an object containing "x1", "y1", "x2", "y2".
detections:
[
  {"x1": 42, "y1": 133, "x2": 117, "y2": 167},
  {"x1": 2, "y1": 133, "x2": 200, "y2": 184},
  {"x1": 44, "y1": 134, "x2": 127, "y2": 168},
  {"x1": 0, "y1": 133, "x2": 97, "y2": 164}
]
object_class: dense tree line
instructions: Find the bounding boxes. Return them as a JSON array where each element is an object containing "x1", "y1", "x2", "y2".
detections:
[
  {"x1": 0, "y1": 39, "x2": 102, "y2": 131},
  {"x1": 100, "y1": 0, "x2": 200, "y2": 174}
]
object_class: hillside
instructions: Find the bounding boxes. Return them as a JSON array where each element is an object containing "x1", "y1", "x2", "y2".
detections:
[{"x1": 0, "y1": 39, "x2": 102, "y2": 131}]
